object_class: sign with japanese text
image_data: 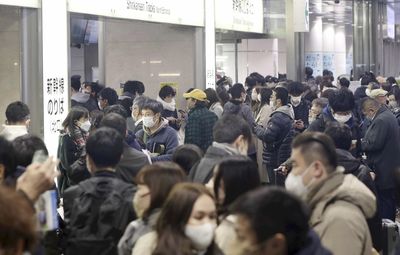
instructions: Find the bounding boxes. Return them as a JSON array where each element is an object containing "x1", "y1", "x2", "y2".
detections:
[
  {"x1": 42, "y1": 0, "x2": 69, "y2": 156},
  {"x1": 215, "y1": 0, "x2": 263, "y2": 33}
]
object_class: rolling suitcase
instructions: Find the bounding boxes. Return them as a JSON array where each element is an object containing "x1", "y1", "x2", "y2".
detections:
[{"x1": 382, "y1": 219, "x2": 399, "y2": 255}]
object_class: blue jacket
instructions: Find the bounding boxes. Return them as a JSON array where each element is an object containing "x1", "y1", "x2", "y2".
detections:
[
  {"x1": 136, "y1": 119, "x2": 178, "y2": 162},
  {"x1": 295, "y1": 231, "x2": 332, "y2": 255}
]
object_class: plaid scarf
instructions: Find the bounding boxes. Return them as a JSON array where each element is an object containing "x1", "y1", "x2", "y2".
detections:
[{"x1": 68, "y1": 125, "x2": 88, "y2": 156}]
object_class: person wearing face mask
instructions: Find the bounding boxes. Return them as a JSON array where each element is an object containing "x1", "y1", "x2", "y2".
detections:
[
  {"x1": 307, "y1": 98, "x2": 328, "y2": 125},
  {"x1": 131, "y1": 96, "x2": 148, "y2": 133},
  {"x1": 209, "y1": 158, "x2": 260, "y2": 255},
  {"x1": 231, "y1": 187, "x2": 332, "y2": 255},
  {"x1": 254, "y1": 87, "x2": 296, "y2": 185},
  {"x1": 205, "y1": 88, "x2": 224, "y2": 119},
  {"x1": 132, "y1": 183, "x2": 222, "y2": 255},
  {"x1": 285, "y1": 132, "x2": 376, "y2": 255},
  {"x1": 361, "y1": 98, "x2": 400, "y2": 221},
  {"x1": 157, "y1": 85, "x2": 180, "y2": 130},
  {"x1": 288, "y1": 82, "x2": 311, "y2": 132},
  {"x1": 245, "y1": 72, "x2": 266, "y2": 106},
  {"x1": 57, "y1": 106, "x2": 92, "y2": 195},
  {"x1": 0, "y1": 101, "x2": 31, "y2": 141},
  {"x1": 306, "y1": 88, "x2": 362, "y2": 157},
  {"x1": 118, "y1": 162, "x2": 186, "y2": 255},
  {"x1": 135, "y1": 99, "x2": 179, "y2": 162},
  {"x1": 184, "y1": 89, "x2": 218, "y2": 153},
  {"x1": 189, "y1": 115, "x2": 252, "y2": 184}
]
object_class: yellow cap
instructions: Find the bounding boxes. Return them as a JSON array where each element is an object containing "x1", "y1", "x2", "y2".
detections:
[
  {"x1": 183, "y1": 89, "x2": 207, "y2": 101},
  {"x1": 369, "y1": 89, "x2": 388, "y2": 98}
]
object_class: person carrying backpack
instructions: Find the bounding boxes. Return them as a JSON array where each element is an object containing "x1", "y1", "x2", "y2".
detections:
[{"x1": 63, "y1": 127, "x2": 136, "y2": 255}]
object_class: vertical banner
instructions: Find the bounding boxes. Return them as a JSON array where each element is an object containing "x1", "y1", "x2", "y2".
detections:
[
  {"x1": 42, "y1": 0, "x2": 69, "y2": 156},
  {"x1": 293, "y1": 0, "x2": 309, "y2": 32},
  {"x1": 205, "y1": 0, "x2": 216, "y2": 88}
]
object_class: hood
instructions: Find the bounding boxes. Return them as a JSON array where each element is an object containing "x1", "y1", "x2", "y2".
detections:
[
  {"x1": 223, "y1": 100, "x2": 242, "y2": 114},
  {"x1": 295, "y1": 231, "x2": 331, "y2": 255},
  {"x1": 273, "y1": 104, "x2": 295, "y2": 119},
  {"x1": 336, "y1": 149, "x2": 361, "y2": 174},
  {"x1": 204, "y1": 144, "x2": 237, "y2": 158},
  {"x1": 0, "y1": 125, "x2": 28, "y2": 141},
  {"x1": 71, "y1": 92, "x2": 90, "y2": 103},
  {"x1": 308, "y1": 171, "x2": 376, "y2": 222},
  {"x1": 143, "y1": 118, "x2": 169, "y2": 136}
]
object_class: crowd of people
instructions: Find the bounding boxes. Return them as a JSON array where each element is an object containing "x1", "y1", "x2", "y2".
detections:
[{"x1": 1, "y1": 69, "x2": 400, "y2": 255}]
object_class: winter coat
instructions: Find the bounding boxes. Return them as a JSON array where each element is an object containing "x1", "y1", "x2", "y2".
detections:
[
  {"x1": 189, "y1": 143, "x2": 243, "y2": 184},
  {"x1": 0, "y1": 125, "x2": 28, "y2": 141},
  {"x1": 116, "y1": 143, "x2": 149, "y2": 184},
  {"x1": 136, "y1": 118, "x2": 179, "y2": 162},
  {"x1": 254, "y1": 105, "x2": 295, "y2": 168},
  {"x1": 118, "y1": 210, "x2": 160, "y2": 255},
  {"x1": 71, "y1": 92, "x2": 98, "y2": 112},
  {"x1": 185, "y1": 105, "x2": 218, "y2": 153},
  {"x1": 255, "y1": 103, "x2": 273, "y2": 127},
  {"x1": 223, "y1": 100, "x2": 255, "y2": 129},
  {"x1": 362, "y1": 106, "x2": 400, "y2": 190},
  {"x1": 306, "y1": 171, "x2": 376, "y2": 255},
  {"x1": 291, "y1": 99, "x2": 311, "y2": 128},
  {"x1": 336, "y1": 148, "x2": 382, "y2": 251},
  {"x1": 210, "y1": 102, "x2": 223, "y2": 119},
  {"x1": 161, "y1": 109, "x2": 180, "y2": 130},
  {"x1": 295, "y1": 231, "x2": 332, "y2": 255}
]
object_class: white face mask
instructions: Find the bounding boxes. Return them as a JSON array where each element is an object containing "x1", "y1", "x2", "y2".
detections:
[
  {"x1": 257, "y1": 94, "x2": 262, "y2": 102},
  {"x1": 79, "y1": 120, "x2": 91, "y2": 132},
  {"x1": 164, "y1": 98, "x2": 176, "y2": 111},
  {"x1": 333, "y1": 113, "x2": 352, "y2": 124},
  {"x1": 143, "y1": 116, "x2": 156, "y2": 128},
  {"x1": 224, "y1": 85, "x2": 230, "y2": 91},
  {"x1": 98, "y1": 101, "x2": 103, "y2": 110},
  {"x1": 285, "y1": 164, "x2": 314, "y2": 198},
  {"x1": 185, "y1": 223, "x2": 216, "y2": 251},
  {"x1": 251, "y1": 89, "x2": 258, "y2": 101},
  {"x1": 291, "y1": 96, "x2": 302, "y2": 107}
]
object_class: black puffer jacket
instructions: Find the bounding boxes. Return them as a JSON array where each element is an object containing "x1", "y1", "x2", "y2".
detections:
[
  {"x1": 291, "y1": 99, "x2": 311, "y2": 129},
  {"x1": 255, "y1": 105, "x2": 295, "y2": 168}
]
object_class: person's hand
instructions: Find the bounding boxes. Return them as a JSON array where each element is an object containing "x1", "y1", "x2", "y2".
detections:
[
  {"x1": 166, "y1": 117, "x2": 177, "y2": 123},
  {"x1": 17, "y1": 157, "x2": 59, "y2": 202}
]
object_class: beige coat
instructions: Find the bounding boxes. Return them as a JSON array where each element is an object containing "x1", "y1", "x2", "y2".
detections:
[
  {"x1": 306, "y1": 171, "x2": 376, "y2": 255},
  {"x1": 215, "y1": 215, "x2": 238, "y2": 255}
]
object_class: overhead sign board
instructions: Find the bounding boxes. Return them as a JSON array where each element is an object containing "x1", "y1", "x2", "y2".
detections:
[
  {"x1": 0, "y1": 0, "x2": 39, "y2": 8},
  {"x1": 215, "y1": 0, "x2": 264, "y2": 33},
  {"x1": 68, "y1": 0, "x2": 205, "y2": 27}
]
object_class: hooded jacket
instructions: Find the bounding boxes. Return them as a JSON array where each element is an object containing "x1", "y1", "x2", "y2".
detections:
[
  {"x1": 116, "y1": 143, "x2": 149, "y2": 184},
  {"x1": 136, "y1": 118, "x2": 178, "y2": 162},
  {"x1": 306, "y1": 171, "x2": 376, "y2": 255},
  {"x1": 295, "y1": 231, "x2": 332, "y2": 255},
  {"x1": 254, "y1": 105, "x2": 295, "y2": 168},
  {"x1": 223, "y1": 100, "x2": 255, "y2": 128},
  {"x1": 71, "y1": 92, "x2": 98, "y2": 112},
  {"x1": 0, "y1": 125, "x2": 28, "y2": 141}
]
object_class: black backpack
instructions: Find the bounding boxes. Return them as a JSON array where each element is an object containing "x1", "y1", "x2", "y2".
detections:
[{"x1": 66, "y1": 178, "x2": 135, "y2": 255}]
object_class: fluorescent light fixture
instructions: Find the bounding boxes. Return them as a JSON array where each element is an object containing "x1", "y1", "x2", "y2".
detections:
[
  {"x1": 150, "y1": 60, "x2": 162, "y2": 64},
  {"x1": 158, "y1": 73, "x2": 181, "y2": 77}
]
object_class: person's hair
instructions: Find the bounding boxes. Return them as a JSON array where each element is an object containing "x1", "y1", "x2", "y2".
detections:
[
  {"x1": 136, "y1": 162, "x2": 186, "y2": 218},
  {"x1": 89, "y1": 110, "x2": 104, "y2": 130},
  {"x1": 387, "y1": 77, "x2": 398, "y2": 86},
  {"x1": 62, "y1": 106, "x2": 89, "y2": 133},
  {"x1": 339, "y1": 77, "x2": 350, "y2": 88},
  {"x1": 230, "y1": 187, "x2": 310, "y2": 254},
  {"x1": 328, "y1": 88, "x2": 355, "y2": 112},
  {"x1": 91, "y1": 82, "x2": 104, "y2": 95},
  {"x1": 320, "y1": 88, "x2": 336, "y2": 99},
  {"x1": 159, "y1": 85, "x2": 176, "y2": 100},
  {"x1": 287, "y1": 82, "x2": 305, "y2": 96},
  {"x1": 259, "y1": 87, "x2": 273, "y2": 106},
  {"x1": 123, "y1": 80, "x2": 141, "y2": 95},
  {"x1": 274, "y1": 87, "x2": 289, "y2": 105},
  {"x1": 323, "y1": 69, "x2": 330, "y2": 77},
  {"x1": 86, "y1": 127, "x2": 123, "y2": 168},
  {"x1": 216, "y1": 86, "x2": 230, "y2": 106},
  {"x1": 292, "y1": 132, "x2": 338, "y2": 173},
  {"x1": 246, "y1": 72, "x2": 265, "y2": 88},
  {"x1": 204, "y1": 88, "x2": 221, "y2": 108},
  {"x1": 99, "y1": 113, "x2": 127, "y2": 137},
  {"x1": 214, "y1": 157, "x2": 260, "y2": 210},
  {"x1": 0, "y1": 137, "x2": 15, "y2": 180},
  {"x1": 361, "y1": 72, "x2": 377, "y2": 86},
  {"x1": 213, "y1": 115, "x2": 251, "y2": 144},
  {"x1": 311, "y1": 98, "x2": 329, "y2": 109},
  {"x1": 136, "y1": 81, "x2": 145, "y2": 95},
  {"x1": 229, "y1": 83, "x2": 245, "y2": 99},
  {"x1": 12, "y1": 135, "x2": 48, "y2": 168},
  {"x1": 132, "y1": 96, "x2": 149, "y2": 114},
  {"x1": 324, "y1": 123, "x2": 352, "y2": 151},
  {"x1": 381, "y1": 82, "x2": 392, "y2": 93},
  {"x1": 142, "y1": 99, "x2": 163, "y2": 114},
  {"x1": 154, "y1": 183, "x2": 215, "y2": 255},
  {"x1": 5, "y1": 101, "x2": 30, "y2": 124},
  {"x1": 390, "y1": 85, "x2": 400, "y2": 106},
  {"x1": 361, "y1": 97, "x2": 381, "y2": 111},
  {"x1": 172, "y1": 144, "x2": 203, "y2": 175},
  {"x1": 71, "y1": 75, "x2": 81, "y2": 92},
  {"x1": 118, "y1": 97, "x2": 133, "y2": 117},
  {"x1": 103, "y1": 104, "x2": 128, "y2": 119},
  {"x1": 0, "y1": 186, "x2": 37, "y2": 255},
  {"x1": 99, "y1": 87, "x2": 118, "y2": 106},
  {"x1": 305, "y1": 67, "x2": 313, "y2": 77}
]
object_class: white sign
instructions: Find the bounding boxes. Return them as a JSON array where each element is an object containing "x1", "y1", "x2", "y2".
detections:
[
  {"x1": 42, "y1": 0, "x2": 69, "y2": 156},
  {"x1": 293, "y1": 0, "x2": 309, "y2": 32},
  {"x1": 215, "y1": 0, "x2": 263, "y2": 33},
  {"x1": 205, "y1": 0, "x2": 216, "y2": 88},
  {"x1": 387, "y1": 5, "x2": 395, "y2": 39},
  {"x1": 0, "y1": 0, "x2": 39, "y2": 8},
  {"x1": 68, "y1": 0, "x2": 204, "y2": 27}
]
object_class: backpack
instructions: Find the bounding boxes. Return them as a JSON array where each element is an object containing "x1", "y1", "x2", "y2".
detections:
[{"x1": 66, "y1": 178, "x2": 135, "y2": 255}]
